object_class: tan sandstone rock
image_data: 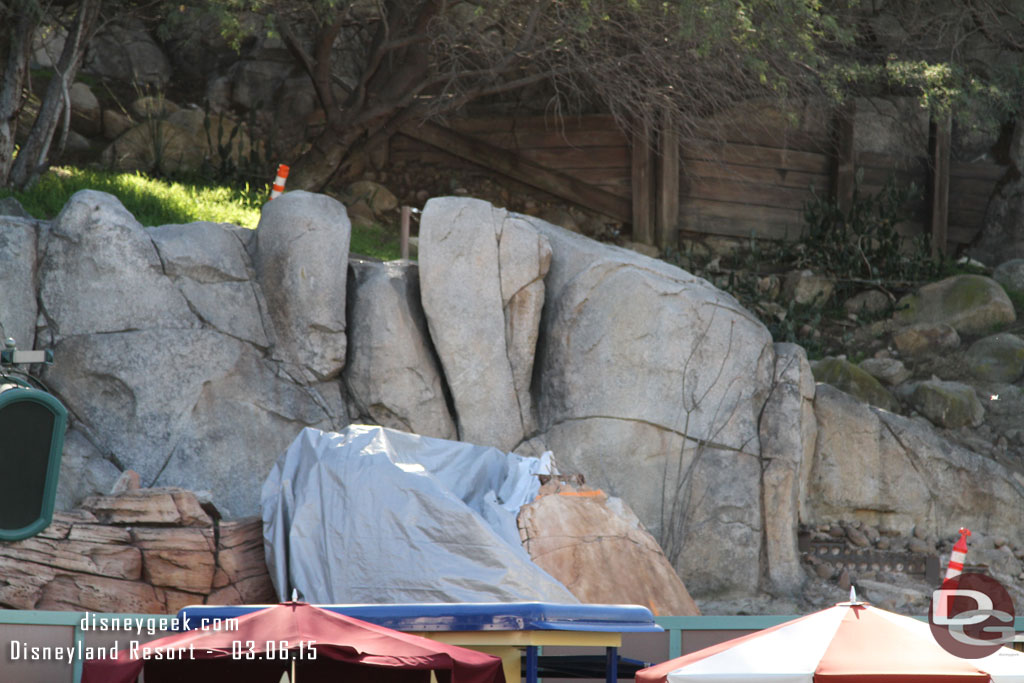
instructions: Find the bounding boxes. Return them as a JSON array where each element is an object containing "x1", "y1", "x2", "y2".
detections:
[{"x1": 518, "y1": 482, "x2": 700, "y2": 616}]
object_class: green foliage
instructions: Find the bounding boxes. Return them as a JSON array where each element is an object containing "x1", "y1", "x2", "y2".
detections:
[
  {"x1": 0, "y1": 167, "x2": 266, "y2": 227},
  {"x1": 799, "y1": 171, "x2": 941, "y2": 295}
]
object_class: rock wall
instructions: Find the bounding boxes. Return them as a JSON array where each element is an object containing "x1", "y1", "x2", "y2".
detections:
[{"x1": 3, "y1": 192, "x2": 1024, "y2": 606}]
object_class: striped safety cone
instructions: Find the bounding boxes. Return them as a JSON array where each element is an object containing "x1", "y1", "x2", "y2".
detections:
[
  {"x1": 935, "y1": 527, "x2": 971, "y2": 619},
  {"x1": 945, "y1": 527, "x2": 971, "y2": 581},
  {"x1": 269, "y1": 164, "x2": 290, "y2": 200}
]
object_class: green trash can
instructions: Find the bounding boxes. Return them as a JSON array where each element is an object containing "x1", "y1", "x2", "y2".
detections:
[{"x1": 0, "y1": 383, "x2": 67, "y2": 541}]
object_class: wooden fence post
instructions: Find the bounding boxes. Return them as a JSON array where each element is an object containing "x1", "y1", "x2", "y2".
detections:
[
  {"x1": 632, "y1": 121, "x2": 655, "y2": 245},
  {"x1": 930, "y1": 112, "x2": 951, "y2": 258},
  {"x1": 656, "y1": 110, "x2": 680, "y2": 251},
  {"x1": 833, "y1": 101, "x2": 856, "y2": 213}
]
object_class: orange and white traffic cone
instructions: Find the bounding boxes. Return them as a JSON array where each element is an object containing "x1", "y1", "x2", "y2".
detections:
[
  {"x1": 269, "y1": 164, "x2": 290, "y2": 200},
  {"x1": 935, "y1": 527, "x2": 971, "y2": 619},
  {"x1": 945, "y1": 527, "x2": 971, "y2": 581}
]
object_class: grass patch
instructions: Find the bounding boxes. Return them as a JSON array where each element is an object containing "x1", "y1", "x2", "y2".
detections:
[
  {"x1": 3, "y1": 167, "x2": 408, "y2": 260},
  {"x1": 1, "y1": 167, "x2": 266, "y2": 227},
  {"x1": 350, "y1": 220, "x2": 404, "y2": 261}
]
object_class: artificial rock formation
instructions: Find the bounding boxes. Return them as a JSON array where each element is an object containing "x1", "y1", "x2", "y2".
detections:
[
  {"x1": 419, "y1": 197, "x2": 551, "y2": 450},
  {"x1": 24, "y1": 190, "x2": 346, "y2": 518},
  {"x1": 344, "y1": 260, "x2": 456, "y2": 439},
  {"x1": 531, "y1": 220, "x2": 774, "y2": 597},
  {"x1": 5, "y1": 192, "x2": 1024, "y2": 609},
  {"x1": 0, "y1": 485, "x2": 273, "y2": 613}
]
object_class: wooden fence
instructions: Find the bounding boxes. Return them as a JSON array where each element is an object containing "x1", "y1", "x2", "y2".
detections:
[{"x1": 391, "y1": 105, "x2": 1007, "y2": 253}]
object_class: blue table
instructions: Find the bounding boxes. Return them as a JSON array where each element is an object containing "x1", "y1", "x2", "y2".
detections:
[{"x1": 178, "y1": 602, "x2": 662, "y2": 682}]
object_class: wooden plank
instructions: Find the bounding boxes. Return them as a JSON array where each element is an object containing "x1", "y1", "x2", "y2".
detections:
[
  {"x1": 681, "y1": 139, "x2": 831, "y2": 174},
  {"x1": 679, "y1": 198, "x2": 805, "y2": 240},
  {"x1": 855, "y1": 151, "x2": 928, "y2": 171},
  {"x1": 449, "y1": 126, "x2": 628, "y2": 150},
  {"x1": 657, "y1": 115, "x2": 680, "y2": 250},
  {"x1": 699, "y1": 100, "x2": 832, "y2": 151},
  {"x1": 949, "y1": 206, "x2": 986, "y2": 228},
  {"x1": 592, "y1": 181, "x2": 632, "y2": 198},
  {"x1": 834, "y1": 104, "x2": 855, "y2": 212},
  {"x1": 857, "y1": 165, "x2": 926, "y2": 188},
  {"x1": 632, "y1": 122, "x2": 655, "y2": 244},
  {"x1": 948, "y1": 192, "x2": 990, "y2": 213},
  {"x1": 400, "y1": 121, "x2": 632, "y2": 222},
  {"x1": 515, "y1": 146, "x2": 630, "y2": 169},
  {"x1": 949, "y1": 223, "x2": 983, "y2": 245},
  {"x1": 685, "y1": 177, "x2": 816, "y2": 211},
  {"x1": 949, "y1": 176, "x2": 1000, "y2": 197},
  {"x1": 683, "y1": 159, "x2": 829, "y2": 191},
  {"x1": 451, "y1": 114, "x2": 618, "y2": 133},
  {"x1": 950, "y1": 161, "x2": 1008, "y2": 181}
]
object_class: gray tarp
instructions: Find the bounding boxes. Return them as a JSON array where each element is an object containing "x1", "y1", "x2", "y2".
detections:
[{"x1": 261, "y1": 425, "x2": 578, "y2": 603}]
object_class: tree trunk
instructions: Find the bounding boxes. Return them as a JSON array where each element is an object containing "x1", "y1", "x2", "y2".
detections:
[
  {"x1": 0, "y1": 7, "x2": 41, "y2": 186},
  {"x1": 9, "y1": 0, "x2": 101, "y2": 190}
]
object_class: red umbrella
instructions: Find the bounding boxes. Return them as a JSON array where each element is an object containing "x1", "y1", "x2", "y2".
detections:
[
  {"x1": 82, "y1": 602, "x2": 506, "y2": 683},
  {"x1": 637, "y1": 601, "x2": 1024, "y2": 683}
]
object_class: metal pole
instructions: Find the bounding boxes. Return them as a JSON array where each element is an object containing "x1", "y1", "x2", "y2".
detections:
[{"x1": 400, "y1": 206, "x2": 411, "y2": 261}]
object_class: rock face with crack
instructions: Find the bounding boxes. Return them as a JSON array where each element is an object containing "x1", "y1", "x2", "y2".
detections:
[
  {"x1": 526, "y1": 219, "x2": 775, "y2": 598},
  {"x1": 807, "y1": 383, "x2": 1024, "y2": 540},
  {"x1": 418, "y1": 197, "x2": 550, "y2": 450},
  {"x1": 35, "y1": 190, "x2": 346, "y2": 518},
  {"x1": 6, "y1": 191, "x2": 1024, "y2": 610},
  {"x1": 344, "y1": 259, "x2": 456, "y2": 439}
]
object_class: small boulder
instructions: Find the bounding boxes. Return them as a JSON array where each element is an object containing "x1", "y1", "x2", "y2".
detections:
[
  {"x1": 102, "y1": 109, "x2": 134, "y2": 140},
  {"x1": 811, "y1": 357, "x2": 900, "y2": 412},
  {"x1": 858, "y1": 357, "x2": 912, "y2": 386},
  {"x1": 783, "y1": 269, "x2": 834, "y2": 306},
  {"x1": 893, "y1": 274, "x2": 1015, "y2": 337},
  {"x1": 892, "y1": 322, "x2": 960, "y2": 358},
  {"x1": 909, "y1": 379, "x2": 984, "y2": 429},
  {"x1": 844, "y1": 290, "x2": 890, "y2": 316},
  {"x1": 518, "y1": 483, "x2": 700, "y2": 616},
  {"x1": 343, "y1": 180, "x2": 398, "y2": 216},
  {"x1": 69, "y1": 82, "x2": 101, "y2": 136},
  {"x1": 993, "y1": 259, "x2": 1024, "y2": 297},
  {"x1": 964, "y1": 333, "x2": 1024, "y2": 383}
]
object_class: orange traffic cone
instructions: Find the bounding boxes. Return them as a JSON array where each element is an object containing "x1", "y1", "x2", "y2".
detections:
[
  {"x1": 269, "y1": 164, "x2": 290, "y2": 200},
  {"x1": 934, "y1": 527, "x2": 971, "y2": 620}
]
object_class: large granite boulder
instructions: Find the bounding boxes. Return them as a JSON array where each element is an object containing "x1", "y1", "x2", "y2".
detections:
[
  {"x1": 419, "y1": 197, "x2": 550, "y2": 450},
  {"x1": 37, "y1": 191, "x2": 346, "y2": 517},
  {"x1": 151, "y1": 221, "x2": 269, "y2": 348},
  {"x1": 806, "y1": 384, "x2": 1023, "y2": 539},
  {"x1": 37, "y1": 191, "x2": 196, "y2": 341},
  {"x1": 102, "y1": 110, "x2": 257, "y2": 176},
  {"x1": 253, "y1": 191, "x2": 350, "y2": 382},
  {"x1": 84, "y1": 20, "x2": 171, "y2": 87},
  {"x1": 893, "y1": 275, "x2": 1015, "y2": 337},
  {"x1": 344, "y1": 260, "x2": 456, "y2": 439},
  {"x1": 0, "y1": 215, "x2": 39, "y2": 348},
  {"x1": 531, "y1": 215, "x2": 774, "y2": 598},
  {"x1": 759, "y1": 343, "x2": 817, "y2": 594}
]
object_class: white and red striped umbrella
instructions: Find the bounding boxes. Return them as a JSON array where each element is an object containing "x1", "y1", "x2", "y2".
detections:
[{"x1": 637, "y1": 601, "x2": 1024, "y2": 683}]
